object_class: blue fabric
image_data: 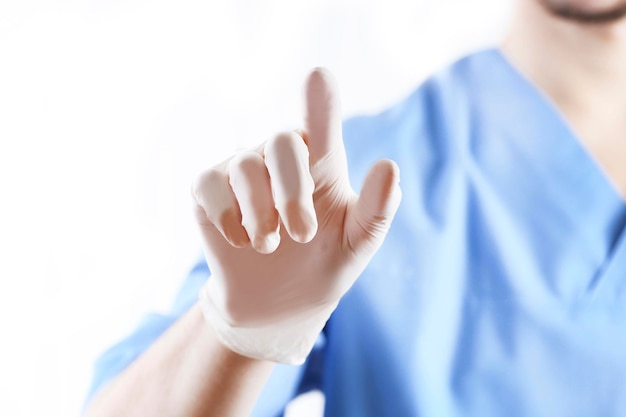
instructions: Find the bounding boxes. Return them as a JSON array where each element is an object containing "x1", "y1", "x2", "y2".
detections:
[{"x1": 86, "y1": 48, "x2": 626, "y2": 416}]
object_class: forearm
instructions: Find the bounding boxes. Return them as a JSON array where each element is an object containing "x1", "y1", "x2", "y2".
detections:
[{"x1": 84, "y1": 302, "x2": 275, "y2": 417}]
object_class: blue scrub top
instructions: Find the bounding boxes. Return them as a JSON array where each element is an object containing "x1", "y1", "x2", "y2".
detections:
[{"x1": 87, "y1": 49, "x2": 626, "y2": 416}]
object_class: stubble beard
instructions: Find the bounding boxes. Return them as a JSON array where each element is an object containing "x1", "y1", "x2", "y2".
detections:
[{"x1": 538, "y1": 0, "x2": 626, "y2": 24}]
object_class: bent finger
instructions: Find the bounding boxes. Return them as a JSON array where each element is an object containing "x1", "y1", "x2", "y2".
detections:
[
  {"x1": 264, "y1": 131, "x2": 318, "y2": 243},
  {"x1": 192, "y1": 167, "x2": 249, "y2": 248},
  {"x1": 228, "y1": 151, "x2": 280, "y2": 254}
]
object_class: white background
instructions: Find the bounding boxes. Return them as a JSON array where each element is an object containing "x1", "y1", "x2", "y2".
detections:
[{"x1": 0, "y1": 0, "x2": 512, "y2": 415}]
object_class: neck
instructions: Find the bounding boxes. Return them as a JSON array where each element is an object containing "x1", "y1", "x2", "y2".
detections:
[
  {"x1": 501, "y1": 1, "x2": 626, "y2": 199},
  {"x1": 501, "y1": 1, "x2": 626, "y2": 119}
]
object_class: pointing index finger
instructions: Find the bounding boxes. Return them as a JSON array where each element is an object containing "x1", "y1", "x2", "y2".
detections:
[{"x1": 304, "y1": 68, "x2": 345, "y2": 166}]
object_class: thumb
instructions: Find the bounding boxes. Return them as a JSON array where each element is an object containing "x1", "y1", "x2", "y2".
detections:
[{"x1": 345, "y1": 159, "x2": 402, "y2": 255}]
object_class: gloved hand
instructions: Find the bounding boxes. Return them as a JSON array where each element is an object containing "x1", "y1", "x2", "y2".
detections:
[{"x1": 192, "y1": 68, "x2": 402, "y2": 365}]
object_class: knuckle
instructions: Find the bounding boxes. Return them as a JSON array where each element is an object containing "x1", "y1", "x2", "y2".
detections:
[
  {"x1": 192, "y1": 167, "x2": 241, "y2": 229},
  {"x1": 228, "y1": 151, "x2": 263, "y2": 177},
  {"x1": 267, "y1": 131, "x2": 299, "y2": 150},
  {"x1": 266, "y1": 131, "x2": 308, "y2": 161},
  {"x1": 192, "y1": 168, "x2": 224, "y2": 201}
]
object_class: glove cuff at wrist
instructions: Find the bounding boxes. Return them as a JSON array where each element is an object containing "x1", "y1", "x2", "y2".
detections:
[{"x1": 198, "y1": 282, "x2": 334, "y2": 365}]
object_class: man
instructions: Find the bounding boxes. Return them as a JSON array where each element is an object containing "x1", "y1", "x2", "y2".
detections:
[{"x1": 84, "y1": 0, "x2": 626, "y2": 416}]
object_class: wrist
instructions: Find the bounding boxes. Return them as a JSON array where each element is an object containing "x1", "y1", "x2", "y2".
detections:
[
  {"x1": 191, "y1": 303, "x2": 274, "y2": 369},
  {"x1": 198, "y1": 282, "x2": 335, "y2": 365}
]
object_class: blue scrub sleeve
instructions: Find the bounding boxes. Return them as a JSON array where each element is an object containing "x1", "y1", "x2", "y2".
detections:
[{"x1": 84, "y1": 258, "x2": 328, "y2": 417}]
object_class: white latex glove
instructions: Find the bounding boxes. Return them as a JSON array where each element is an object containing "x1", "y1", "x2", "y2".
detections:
[{"x1": 192, "y1": 68, "x2": 402, "y2": 364}]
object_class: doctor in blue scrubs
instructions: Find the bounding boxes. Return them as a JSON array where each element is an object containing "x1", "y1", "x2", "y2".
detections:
[{"x1": 84, "y1": 0, "x2": 626, "y2": 416}]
